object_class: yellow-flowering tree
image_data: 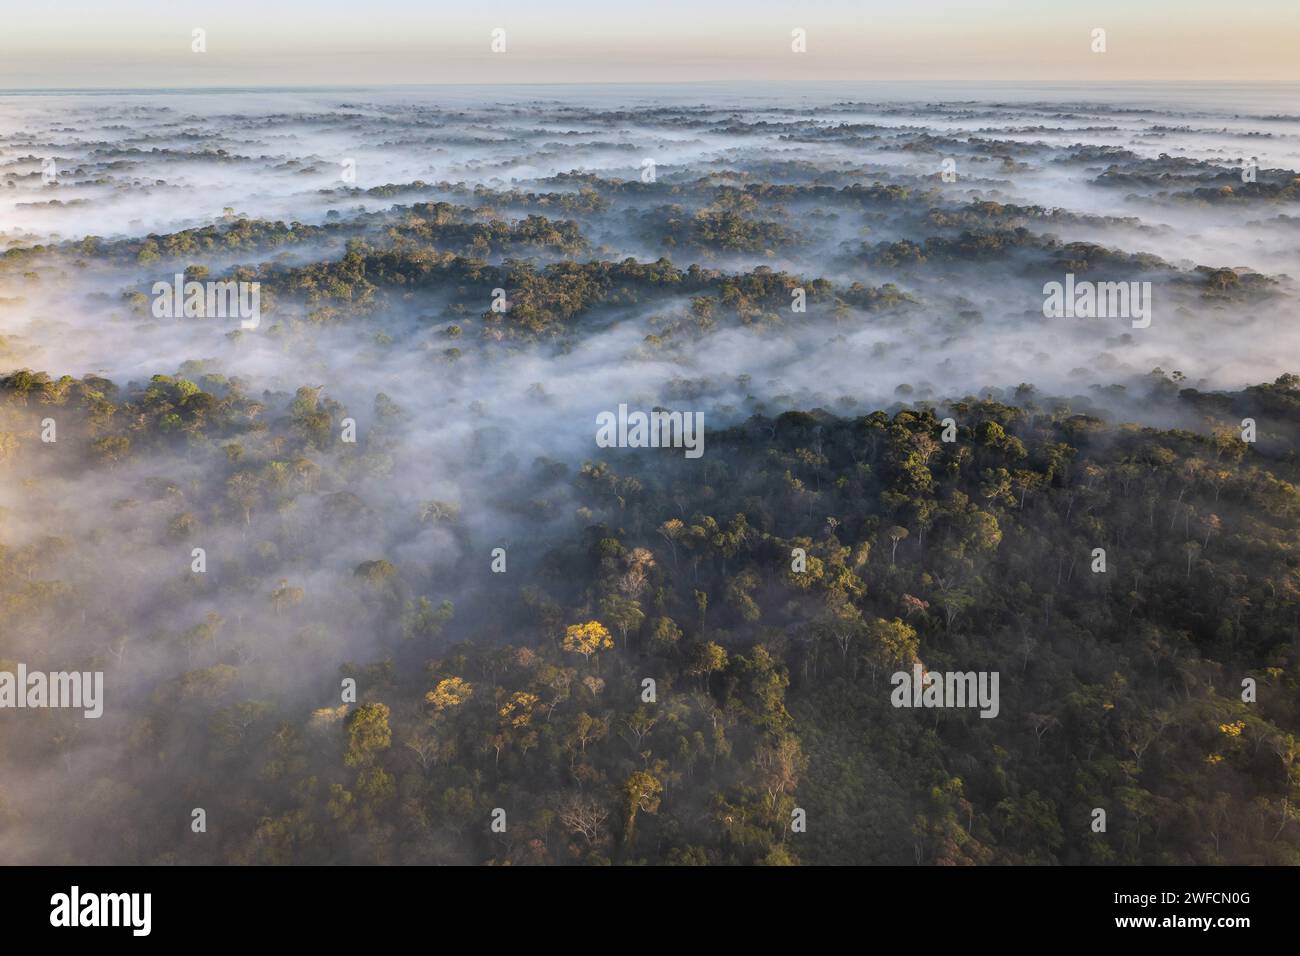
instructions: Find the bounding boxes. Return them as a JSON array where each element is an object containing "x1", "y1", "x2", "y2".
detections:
[
  {"x1": 563, "y1": 621, "x2": 614, "y2": 669},
  {"x1": 499, "y1": 690, "x2": 540, "y2": 728},
  {"x1": 495, "y1": 691, "x2": 542, "y2": 762},
  {"x1": 425, "y1": 676, "x2": 473, "y2": 712}
]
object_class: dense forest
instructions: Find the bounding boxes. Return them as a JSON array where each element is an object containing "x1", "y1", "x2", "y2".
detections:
[
  {"x1": 2, "y1": 89, "x2": 1299, "y2": 865},
  {"x1": 1, "y1": 362, "x2": 1297, "y2": 864}
]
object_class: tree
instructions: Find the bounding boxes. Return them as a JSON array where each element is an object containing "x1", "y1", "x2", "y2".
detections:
[
  {"x1": 569, "y1": 711, "x2": 608, "y2": 758},
  {"x1": 270, "y1": 579, "x2": 304, "y2": 614},
  {"x1": 344, "y1": 703, "x2": 392, "y2": 768},
  {"x1": 818, "y1": 599, "x2": 865, "y2": 669},
  {"x1": 619, "y1": 547, "x2": 655, "y2": 598},
  {"x1": 562, "y1": 621, "x2": 614, "y2": 667},
  {"x1": 558, "y1": 792, "x2": 610, "y2": 849},
  {"x1": 688, "y1": 641, "x2": 728, "y2": 690},
  {"x1": 658, "y1": 519, "x2": 685, "y2": 569},
  {"x1": 621, "y1": 707, "x2": 659, "y2": 755},
  {"x1": 649, "y1": 616, "x2": 683, "y2": 655},
  {"x1": 755, "y1": 735, "x2": 806, "y2": 814},
  {"x1": 599, "y1": 594, "x2": 644, "y2": 646},
  {"x1": 937, "y1": 589, "x2": 975, "y2": 631},
  {"x1": 1200, "y1": 513, "x2": 1222, "y2": 549},
  {"x1": 887, "y1": 525, "x2": 909, "y2": 565},
  {"x1": 535, "y1": 664, "x2": 574, "y2": 720},
  {"x1": 498, "y1": 690, "x2": 539, "y2": 728},
  {"x1": 621, "y1": 770, "x2": 663, "y2": 852},
  {"x1": 402, "y1": 597, "x2": 454, "y2": 642},
  {"x1": 403, "y1": 733, "x2": 443, "y2": 773},
  {"x1": 864, "y1": 617, "x2": 919, "y2": 685},
  {"x1": 425, "y1": 676, "x2": 473, "y2": 712},
  {"x1": 354, "y1": 559, "x2": 398, "y2": 586},
  {"x1": 901, "y1": 593, "x2": 929, "y2": 619},
  {"x1": 1011, "y1": 469, "x2": 1043, "y2": 510}
]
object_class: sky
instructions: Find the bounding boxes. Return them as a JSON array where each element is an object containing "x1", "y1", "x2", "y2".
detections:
[{"x1": 0, "y1": 0, "x2": 1298, "y2": 88}]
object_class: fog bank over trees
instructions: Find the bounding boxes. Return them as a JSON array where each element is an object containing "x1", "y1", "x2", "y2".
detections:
[{"x1": 0, "y1": 86, "x2": 1298, "y2": 864}]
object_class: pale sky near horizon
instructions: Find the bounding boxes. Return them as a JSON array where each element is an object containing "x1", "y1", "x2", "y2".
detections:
[{"x1": 0, "y1": 0, "x2": 1297, "y2": 89}]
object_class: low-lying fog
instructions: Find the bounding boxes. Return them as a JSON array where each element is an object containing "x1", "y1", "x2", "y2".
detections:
[{"x1": 0, "y1": 82, "x2": 1297, "y2": 862}]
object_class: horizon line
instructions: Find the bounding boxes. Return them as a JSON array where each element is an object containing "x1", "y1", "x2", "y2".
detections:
[{"x1": 4, "y1": 78, "x2": 1300, "y2": 94}]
